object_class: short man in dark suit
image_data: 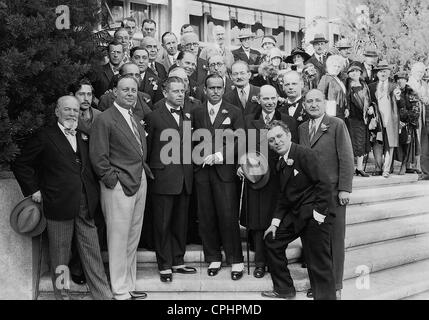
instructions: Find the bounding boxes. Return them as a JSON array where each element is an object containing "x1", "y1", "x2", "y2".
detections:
[
  {"x1": 90, "y1": 76, "x2": 153, "y2": 300},
  {"x1": 172, "y1": 51, "x2": 205, "y2": 101},
  {"x1": 305, "y1": 34, "x2": 329, "y2": 78},
  {"x1": 277, "y1": 71, "x2": 309, "y2": 127},
  {"x1": 232, "y1": 29, "x2": 261, "y2": 77},
  {"x1": 92, "y1": 40, "x2": 125, "y2": 99},
  {"x1": 192, "y1": 74, "x2": 245, "y2": 280},
  {"x1": 224, "y1": 61, "x2": 261, "y2": 117},
  {"x1": 98, "y1": 62, "x2": 153, "y2": 117},
  {"x1": 181, "y1": 32, "x2": 208, "y2": 85},
  {"x1": 146, "y1": 77, "x2": 197, "y2": 282},
  {"x1": 142, "y1": 36, "x2": 168, "y2": 81},
  {"x1": 12, "y1": 96, "x2": 112, "y2": 300},
  {"x1": 261, "y1": 120, "x2": 336, "y2": 300},
  {"x1": 299, "y1": 89, "x2": 354, "y2": 299},
  {"x1": 237, "y1": 85, "x2": 297, "y2": 279},
  {"x1": 359, "y1": 49, "x2": 379, "y2": 84}
]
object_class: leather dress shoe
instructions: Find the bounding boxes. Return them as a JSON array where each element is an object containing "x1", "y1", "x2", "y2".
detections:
[
  {"x1": 356, "y1": 169, "x2": 370, "y2": 177},
  {"x1": 172, "y1": 266, "x2": 197, "y2": 274},
  {"x1": 261, "y1": 290, "x2": 296, "y2": 299},
  {"x1": 231, "y1": 270, "x2": 243, "y2": 281},
  {"x1": 306, "y1": 288, "x2": 313, "y2": 298},
  {"x1": 71, "y1": 273, "x2": 86, "y2": 285},
  {"x1": 207, "y1": 266, "x2": 221, "y2": 277},
  {"x1": 160, "y1": 273, "x2": 173, "y2": 282},
  {"x1": 129, "y1": 291, "x2": 147, "y2": 300},
  {"x1": 253, "y1": 267, "x2": 265, "y2": 278}
]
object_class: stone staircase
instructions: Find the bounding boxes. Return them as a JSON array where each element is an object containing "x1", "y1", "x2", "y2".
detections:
[{"x1": 38, "y1": 174, "x2": 429, "y2": 300}]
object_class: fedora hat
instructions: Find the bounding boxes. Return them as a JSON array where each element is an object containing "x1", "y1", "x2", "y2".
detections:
[
  {"x1": 10, "y1": 197, "x2": 46, "y2": 237},
  {"x1": 336, "y1": 38, "x2": 352, "y2": 49},
  {"x1": 240, "y1": 152, "x2": 270, "y2": 190},
  {"x1": 373, "y1": 60, "x2": 392, "y2": 71},
  {"x1": 363, "y1": 49, "x2": 378, "y2": 57},
  {"x1": 284, "y1": 47, "x2": 311, "y2": 64},
  {"x1": 310, "y1": 34, "x2": 329, "y2": 45},
  {"x1": 238, "y1": 29, "x2": 255, "y2": 40}
]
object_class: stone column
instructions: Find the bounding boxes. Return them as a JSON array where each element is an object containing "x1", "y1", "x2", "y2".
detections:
[{"x1": 170, "y1": 0, "x2": 189, "y2": 36}]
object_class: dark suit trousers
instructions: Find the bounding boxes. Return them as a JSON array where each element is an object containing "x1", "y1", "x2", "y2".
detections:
[
  {"x1": 252, "y1": 230, "x2": 267, "y2": 268},
  {"x1": 46, "y1": 190, "x2": 112, "y2": 300},
  {"x1": 420, "y1": 124, "x2": 429, "y2": 176},
  {"x1": 332, "y1": 203, "x2": 346, "y2": 290},
  {"x1": 265, "y1": 218, "x2": 336, "y2": 300},
  {"x1": 151, "y1": 190, "x2": 190, "y2": 271},
  {"x1": 195, "y1": 167, "x2": 244, "y2": 264}
]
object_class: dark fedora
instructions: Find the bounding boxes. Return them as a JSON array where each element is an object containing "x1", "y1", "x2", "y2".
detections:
[
  {"x1": 240, "y1": 152, "x2": 270, "y2": 190},
  {"x1": 373, "y1": 60, "x2": 392, "y2": 72},
  {"x1": 284, "y1": 47, "x2": 311, "y2": 64},
  {"x1": 10, "y1": 197, "x2": 46, "y2": 237},
  {"x1": 363, "y1": 49, "x2": 378, "y2": 57},
  {"x1": 310, "y1": 33, "x2": 329, "y2": 45}
]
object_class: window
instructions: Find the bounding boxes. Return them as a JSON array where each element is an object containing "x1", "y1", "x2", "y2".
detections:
[{"x1": 130, "y1": 2, "x2": 151, "y2": 29}]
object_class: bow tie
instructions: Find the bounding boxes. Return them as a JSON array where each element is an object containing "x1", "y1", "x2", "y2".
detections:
[
  {"x1": 64, "y1": 128, "x2": 76, "y2": 136},
  {"x1": 170, "y1": 108, "x2": 183, "y2": 116}
]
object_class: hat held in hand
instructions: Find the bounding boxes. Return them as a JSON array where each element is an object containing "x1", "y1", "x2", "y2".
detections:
[
  {"x1": 239, "y1": 152, "x2": 270, "y2": 190},
  {"x1": 10, "y1": 196, "x2": 46, "y2": 237}
]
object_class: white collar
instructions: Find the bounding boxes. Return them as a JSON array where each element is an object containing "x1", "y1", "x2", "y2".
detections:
[
  {"x1": 165, "y1": 102, "x2": 181, "y2": 112},
  {"x1": 262, "y1": 110, "x2": 274, "y2": 120},
  {"x1": 287, "y1": 96, "x2": 301, "y2": 104},
  {"x1": 310, "y1": 115, "x2": 324, "y2": 130},
  {"x1": 237, "y1": 83, "x2": 250, "y2": 94},
  {"x1": 207, "y1": 100, "x2": 222, "y2": 110}
]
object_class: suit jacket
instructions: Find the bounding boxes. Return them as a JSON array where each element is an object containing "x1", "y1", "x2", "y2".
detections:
[
  {"x1": 92, "y1": 63, "x2": 115, "y2": 99},
  {"x1": 272, "y1": 143, "x2": 333, "y2": 232},
  {"x1": 189, "y1": 57, "x2": 208, "y2": 86},
  {"x1": 278, "y1": 97, "x2": 309, "y2": 127},
  {"x1": 146, "y1": 102, "x2": 193, "y2": 195},
  {"x1": 151, "y1": 61, "x2": 168, "y2": 81},
  {"x1": 138, "y1": 69, "x2": 165, "y2": 105},
  {"x1": 232, "y1": 47, "x2": 261, "y2": 74},
  {"x1": 90, "y1": 105, "x2": 153, "y2": 196},
  {"x1": 359, "y1": 62, "x2": 378, "y2": 84},
  {"x1": 317, "y1": 74, "x2": 348, "y2": 120},
  {"x1": 192, "y1": 100, "x2": 244, "y2": 182},
  {"x1": 77, "y1": 107, "x2": 102, "y2": 135},
  {"x1": 223, "y1": 84, "x2": 261, "y2": 117},
  {"x1": 368, "y1": 81, "x2": 400, "y2": 147},
  {"x1": 299, "y1": 114, "x2": 354, "y2": 198},
  {"x1": 98, "y1": 91, "x2": 153, "y2": 118},
  {"x1": 157, "y1": 52, "x2": 176, "y2": 73},
  {"x1": 306, "y1": 54, "x2": 328, "y2": 78},
  {"x1": 12, "y1": 126, "x2": 100, "y2": 221},
  {"x1": 196, "y1": 76, "x2": 234, "y2": 104}
]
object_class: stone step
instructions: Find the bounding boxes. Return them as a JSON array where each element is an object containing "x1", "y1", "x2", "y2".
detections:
[
  {"x1": 346, "y1": 196, "x2": 429, "y2": 225},
  {"x1": 352, "y1": 174, "x2": 418, "y2": 189},
  {"x1": 342, "y1": 259, "x2": 429, "y2": 300},
  {"x1": 402, "y1": 290, "x2": 429, "y2": 300},
  {"x1": 345, "y1": 212, "x2": 429, "y2": 248},
  {"x1": 350, "y1": 181, "x2": 429, "y2": 205}
]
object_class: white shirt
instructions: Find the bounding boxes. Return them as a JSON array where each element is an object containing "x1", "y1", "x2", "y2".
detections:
[
  {"x1": 314, "y1": 53, "x2": 324, "y2": 64},
  {"x1": 262, "y1": 111, "x2": 274, "y2": 124},
  {"x1": 114, "y1": 102, "x2": 134, "y2": 132},
  {"x1": 168, "y1": 52, "x2": 179, "y2": 66},
  {"x1": 238, "y1": 83, "x2": 250, "y2": 106},
  {"x1": 140, "y1": 72, "x2": 146, "y2": 81},
  {"x1": 309, "y1": 115, "x2": 324, "y2": 135},
  {"x1": 207, "y1": 100, "x2": 222, "y2": 124},
  {"x1": 165, "y1": 102, "x2": 181, "y2": 126},
  {"x1": 58, "y1": 122, "x2": 77, "y2": 152},
  {"x1": 287, "y1": 96, "x2": 301, "y2": 117},
  {"x1": 110, "y1": 63, "x2": 120, "y2": 75}
]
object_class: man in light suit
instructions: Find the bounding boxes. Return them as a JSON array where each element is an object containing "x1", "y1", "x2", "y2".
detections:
[
  {"x1": 224, "y1": 61, "x2": 261, "y2": 117},
  {"x1": 192, "y1": 74, "x2": 245, "y2": 280},
  {"x1": 12, "y1": 96, "x2": 112, "y2": 300},
  {"x1": 262, "y1": 120, "x2": 336, "y2": 300},
  {"x1": 90, "y1": 76, "x2": 154, "y2": 300},
  {"x1": 158, "y1": 32, "x2": 179, "y2": 72},
  {"x1": 299, "y1": 89, "x2": 354, "y2": 299}
]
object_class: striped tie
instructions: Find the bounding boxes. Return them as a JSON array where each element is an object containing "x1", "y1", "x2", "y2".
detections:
[
  {"x1": 309, "y1": 119, "x2": 317, "y2": 142},
  {"x1": 128, "y1": 109, "x2": 142, "y2": 151}
]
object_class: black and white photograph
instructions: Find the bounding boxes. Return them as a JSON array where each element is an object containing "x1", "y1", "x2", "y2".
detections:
[{"x1": 1, "y1": 0, "x2": 429, "y2": 306}]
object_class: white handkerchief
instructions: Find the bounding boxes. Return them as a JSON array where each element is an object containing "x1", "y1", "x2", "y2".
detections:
[
  {"x1": 222, "y1": 117, "x2": 231, "y2": 125},
  {"x1": 145, "y1": 130, "x2": 148, "y2": 137},
  {"x1": 294, "y1": 169, "x2": 299, "y2": 176}
]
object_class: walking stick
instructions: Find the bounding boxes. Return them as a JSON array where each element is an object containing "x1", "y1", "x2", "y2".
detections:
[
  {"x1": 238, "y1": 177, "x2": 250, "y2": 275},
  {"x1": 34, "y1": 232, "x2": 43, "y2": 300}
]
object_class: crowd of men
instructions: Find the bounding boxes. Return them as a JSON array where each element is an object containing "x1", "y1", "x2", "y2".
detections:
[{"x1": 10, "y1": 16, "x2": 429, "y2": 301}]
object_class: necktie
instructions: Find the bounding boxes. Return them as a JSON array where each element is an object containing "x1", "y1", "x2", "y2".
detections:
[
  {"x1": 239, "y1": 89, "x2": 247, "y2": 108},
  {"x1": 276, "y1": 157, "x2": 286, "y2": 171},
  {"x1": 64, "y1": 128, "x2": 76, "y2": 136},
  {"x1": 209, "y1": 108, "x2": 215, "y2": 124},
  {"x1": 150, "y1": 62, "x2": 158, "y2": 76},
  {"x1": 265, "y1": 114, "x2": 271, "y2": 124},
  {"x1": 128, "y1": 109, "x2": 142, "y2": 150},
  {"x1": 309, "y1": 119, "x2": 317, "y2": 142},
  {"x1": 319, "y1": 56, "x2": 323, "y2": 64}
]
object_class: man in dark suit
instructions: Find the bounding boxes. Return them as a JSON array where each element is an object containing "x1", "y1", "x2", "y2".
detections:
[
  {"x1": 238, "y1": 85, "x2": 297, "y2": 279},
  {"x1": 305, "y1": 34, "x2": 329, "y2": 78},
  {"x1": 12, "y1": 96, "x2": 112, "y2": 300},
  {"x1": 336, "y1": 39, "x2": 355, "y2": 82},
  {"x1": 192, "y1": 74, "x2": 245, "y2": 280},
  {"x1": 90, "y1": 76, "x2": 153, "y2": 300},
  {"x1": 181, "y1": 32, "x2": 208, "y2": 85},
  {"x1": 142, "y1": 36, "x2": 168, "y2": 81},
  {"x1": 224, "y1": 61, "x2": 261, "y2": 117},
  {"x1": 207, "y1": 55, "x2": 234, "y2": 96},
  {"x1": 299, "y1": 89, "x2": 354, "y2": 299},
  {"x1": 232, "y1": 29, "x2": 261, "y2": 78},
  {"x1": 261, "y1": 120, "x2": 336, "y2": 300},
  {"x1": 277, "y1": 71, "x2": 309, "y2": 127},
  {"x1": 92, "y1": 40, "x2": 125, "y2": 99},
  {"x1": 146, "y1": 77, "x2": 197, "y2": 282},
  {"x1": 98, "y1": 62, "x2": 153, "y2": 116},
  {"x1": 359, "y1": 49, "x2": 379, "y2": 84}
]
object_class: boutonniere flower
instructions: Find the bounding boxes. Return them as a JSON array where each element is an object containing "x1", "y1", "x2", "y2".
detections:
[
  {"x1": 286, "y1": 159, "x2": 294, "y2": 166},
  {"x1": 140, "y1": 120, "x2": 146, "y2": 128},
  {"x1": 202, "y1": 64, "x2": 208, "y2": 71},
  {"x1": 192, "y1": 86, "x2": 197, "y2": 93},
  {"x1": 231, "y1": 85, "x2": 236, "y2": 90},
  {"x1": 297, "y1": 116, "x2": 303, "y2": 122},
  {"x1": 184, "y1": 113, "x2": 191, "y2": 120},
  {"x1": 148, "y1": 77, "x2": 158, "y2": 90},
  {"x1": 221, "y1": 109, "x2": 229, "y2": 115},
  {"x1": 321, "y1": 123, "x2": 330, "y2": 132},
  {"x1": 277, "y1": 97, "x2": 286, "y2": 105},
  {"x1": 251, "y1": 96, "x2": 259, "y2": 103},
  {"x1": 81, "y1": 133, "x2": 88, "y2": 141}
]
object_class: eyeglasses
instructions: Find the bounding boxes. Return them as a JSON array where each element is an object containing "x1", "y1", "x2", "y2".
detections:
[
  {"x1": 231, "y1": 71, "x2": 248, "y2": 77},
  {"x1": 185, "y1": 42, "x2": 199, "y2": 48},
  {"x1": 209, "y1": 62, "x2": 225, "y2": 68}
]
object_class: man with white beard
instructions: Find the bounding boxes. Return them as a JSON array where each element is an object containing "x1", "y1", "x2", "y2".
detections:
[{"x1": 12, "y1": 96, "x2": 113, "y2": 300}]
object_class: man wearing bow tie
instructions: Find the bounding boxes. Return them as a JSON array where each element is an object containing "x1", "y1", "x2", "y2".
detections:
[
  {"x1": 261, "y1": 120, "x2": 336, "y2": 300},
  {"x1": 192, "y1": 74, "x2": 245, "y2": 280},
  {"x1": 90, "y1": 76, "x2": 154, "y2": 300},
  {"x1": 277, "y1": 71, "x2": 309, "y2": 126},
  {"x1": 12, "y1": 96, "x2": 112, "y2": 300}
]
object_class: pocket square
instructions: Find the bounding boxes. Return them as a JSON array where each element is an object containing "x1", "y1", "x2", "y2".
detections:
[
  {"x1": 222, "y1": 117, "x2": 231, "y2": 125},
  {"x1": 294, "y1": 169, "x2": 299, "y2": 176}
]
